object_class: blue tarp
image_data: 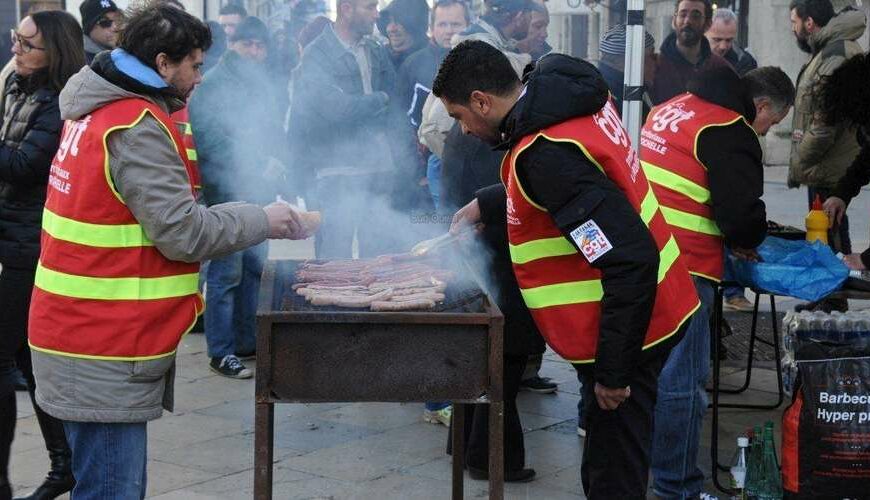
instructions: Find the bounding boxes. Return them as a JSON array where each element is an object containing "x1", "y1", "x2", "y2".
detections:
[{"x1": 724, "y1": 237, "x2": 849, "y2": 302}]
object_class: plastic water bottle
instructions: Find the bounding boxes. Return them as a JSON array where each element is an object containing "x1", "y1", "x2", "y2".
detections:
[{"x1": 730, "y1": 436, "x2": 750, "y2": 498}]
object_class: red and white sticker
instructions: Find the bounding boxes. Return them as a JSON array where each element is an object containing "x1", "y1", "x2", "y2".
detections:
[{"x1": 570, "y1": 220, "x2": 613, "y2": 263}]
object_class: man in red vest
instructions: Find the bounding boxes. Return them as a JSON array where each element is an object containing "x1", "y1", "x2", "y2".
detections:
[
  {"x1": 28, "y1": 6, "x2": 309, "y2": 498},
  {"x1": 435, "y1": 40, "x2": 699, "y2": 498},
  {"x1": 640, "y1": 65, "x2": 794, "y2": 499}
]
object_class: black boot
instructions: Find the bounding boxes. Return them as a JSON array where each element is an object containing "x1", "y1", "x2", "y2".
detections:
[{"x1": 12, "y1": 392, "x2": 74, "y2": 500}]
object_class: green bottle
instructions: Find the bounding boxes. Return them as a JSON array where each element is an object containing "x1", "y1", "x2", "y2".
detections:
[
  {"x1": 744, "y1": 425, "x2": 763, "y2": 499},
  {"x1": 757, "y1": 422, "x2": 783, "y2": 500}
]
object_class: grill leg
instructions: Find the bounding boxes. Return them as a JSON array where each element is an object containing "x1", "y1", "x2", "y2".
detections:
[
  {"x1": 452, "y1": 403, "x2": 465, "y2": 500},
  {"x1": 254, "y1": 401, "x2": 274, "y2": 500},
  {"x1": 488, "y1": 401, "x2": 504, "y2": 500}
]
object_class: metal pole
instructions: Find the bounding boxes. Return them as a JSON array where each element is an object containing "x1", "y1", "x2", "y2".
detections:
[{"x1": 622, "y1": 0, "x2": 646, "y2": 149}]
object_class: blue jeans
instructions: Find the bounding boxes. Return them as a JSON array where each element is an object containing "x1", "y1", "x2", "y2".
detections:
[
  {"x1": 651, "y1": 277, "x2": 714, "y2": 499},
  {"x1": 204, "y1": 243, "x2": 267, "y2": 358},
  {"x1": 426, "y1": 154, "x2": 441, "y2": 210},
  {"x1": 63, "y1": 421, "x2": 147, "y2": 500},
  {"x1": 723, "y1": 285, "x2": 744, "y2": 300}
]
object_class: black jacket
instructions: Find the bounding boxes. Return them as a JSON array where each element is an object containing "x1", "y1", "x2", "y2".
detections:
[
  {"x1": 479, "y1": 54, "x2": 675, "y2": 388},
  {"x1": 189, "y1": 51, "x2": 289, "y2": 206},
  {"x1": 396, "y1": 43, "x2": 448, "y2": 129},
  {"x1": 723, "y1": 45, "x2": 758, "y2": 76},
  {"x1": 833, "y1": 127, "x2": 870, "y2": 265},
  {"x1": 0, "y1": 72, "x2": 62, "y2": 269},
  {"x1": 687, "y1": 66, "x2": 767, "y2": 250}
]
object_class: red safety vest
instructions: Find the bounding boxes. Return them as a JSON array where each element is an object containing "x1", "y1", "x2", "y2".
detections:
[
  {"x1": 640, "y1": 92, "x2": 750, "y2": 281},
  {"x1": 29, "y1": 98, "x2": 204, "y2": 361},
  {"x1": 170, "y1": 106, "x2": 201, "y2": 190},
  {"x1": 501, "y1": 100, "x2": 699, "y2": 363}
]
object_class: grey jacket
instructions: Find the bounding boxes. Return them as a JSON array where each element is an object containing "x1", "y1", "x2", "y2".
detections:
[
  {"x1": 33, "y1": 60, "x2": 271, "y2": 423},
  {"x1": 788, "y1": 9, "x2": 866, "y2": 189}
]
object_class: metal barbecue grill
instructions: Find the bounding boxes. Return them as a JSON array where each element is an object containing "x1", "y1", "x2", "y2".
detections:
[{"x1": 254, "y1": 259, "x2": 505, "y2": 499}]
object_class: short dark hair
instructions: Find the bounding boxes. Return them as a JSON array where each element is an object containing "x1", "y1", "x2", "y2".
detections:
[
  {"x1": 119, "y1": 5, "x2": 212, "y2": 72},
  {"x1": 673, "y1": 0, "x2": 714, "y2": 22},
  {"x1": 219, "y1": 3, "x2": 247, "y2": 17},
  {"x1": 431, "y1": 0, "x2": 471, "y2": 28},
  {"x1": 789, "y1": 0, "x2": 834, "y2": 27},
  {"x1": 819, "y1": 53, "x2": 870, "y2": 125},
  {"x1": 743, "y1": 67, "x2": 796, "y2": 114},
  {"x1": 31, "y1": 11, "x2": 86, "y2": 92},
  {"x1": 432, "y1": 40, "x2": 520, "y2": 104}
]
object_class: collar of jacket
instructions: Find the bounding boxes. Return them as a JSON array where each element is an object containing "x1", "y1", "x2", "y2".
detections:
[
  {"x1": 321, "y1": 23, "x2": 379, "y2": 58},
  {"x1": 463, "y1": 18, "x2": 516, "y2": 53},
  {"x1": 7, "y1": 69, "x2": 51, "y2": 96},
  {"x1": 660, "y1": 31, "x2": 714, "y2": 68},
  {"x1": 809, "y1": 7, "x2": 867, "y2": 54},
  {"x1": 91, "y1": 49, "x2": 184, "y2": 113},
  {"x1": 83, "y1": 35, "x2": 111, "y2": 56},
  {"x1": 217, "y1": 50, "x2": 269, "y2": 85}
]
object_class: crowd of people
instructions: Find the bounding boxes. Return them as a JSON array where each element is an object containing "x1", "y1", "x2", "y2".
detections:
[{"x1": 0, "y1": 0, "x2": 867, "y2": 498}]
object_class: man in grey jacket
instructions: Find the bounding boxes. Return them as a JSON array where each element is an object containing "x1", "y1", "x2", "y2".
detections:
[{"x1": 29, "y1": 6, "x2": 306, "y2": 498}]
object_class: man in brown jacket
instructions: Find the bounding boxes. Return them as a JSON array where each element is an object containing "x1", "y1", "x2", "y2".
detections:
[
  {"x1": 650, "y1": 0, "x2": 730, "y2": 105},
  {"x1": 788, "y1": 0, "x2": 865, "y2": 267}
]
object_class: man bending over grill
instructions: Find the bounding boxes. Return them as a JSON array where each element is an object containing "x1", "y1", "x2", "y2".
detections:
[{"x1": 434, "y1": 40, "x2": 699, "y2": 498}]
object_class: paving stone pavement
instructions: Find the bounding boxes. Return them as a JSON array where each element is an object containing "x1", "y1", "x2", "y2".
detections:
[{"x1": 10, "y1": 329, "x2": 790, "y2": 499}]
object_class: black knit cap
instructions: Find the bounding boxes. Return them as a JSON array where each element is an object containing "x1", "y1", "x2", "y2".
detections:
[
  {"x1": 80, "y1": 0, "x2": 120, "y2": 35},
  {"x1": 229, "y1": 16, "x2": 270, "y2": 43}
]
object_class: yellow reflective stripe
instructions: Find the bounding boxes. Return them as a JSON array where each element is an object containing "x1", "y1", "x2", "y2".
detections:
[
  {"x1": 186, "y1": 148, "x2": 198, "y2": 161},
  {"x1": 509, "y1": 237, "x2": 576, "y2": 264},
  {"x1": 29, "y1": 342, "x2": 178, "y2": 361},
  {"x1": 35, "y1": 264, "x2": 199, "y2": 300},
  {"x1": 509, "y1": 190, "x2": 659, "y2": 265},
  {"x1": 183, "y1": 122, "x2": 192, "y2": 135},
  {"x1": 640, "y1": 188, "x2": 658, "y2": 225},
  {"x1": 521, "y1": 280, "x2": 604, "y2": 309},
  {"x1": 642, "y1": 161, "x2": 710, "y2": 204},
  {"x1": 519, "y1": 235, "x2": 682, "y2": 309},
  {"x1": 657, "y1": 236, "x2": 680, "y2": 282},
  {"x1": 42, "y1": 208, "x2": 153, "y2": 248},
  {"x1": 660, "y1": 206, "x2": 722, "y2": 236}
]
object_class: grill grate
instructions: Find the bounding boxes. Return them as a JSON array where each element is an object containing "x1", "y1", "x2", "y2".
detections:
[{"x1": 278, "y1": 259, "x2": 487, "y2": 314}]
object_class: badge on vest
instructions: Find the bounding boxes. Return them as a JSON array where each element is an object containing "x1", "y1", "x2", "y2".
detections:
[{"x1": 570, "y1": 220, "x2": 613, "y2": 263}]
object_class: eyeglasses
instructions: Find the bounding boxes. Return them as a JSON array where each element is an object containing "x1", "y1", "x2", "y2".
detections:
[
  {"x1": 96, "y1": 16, "x2": 123, "y2": 29},
  {"x1": 10, "y1": 29, "x2": 45, "y2": 54}
]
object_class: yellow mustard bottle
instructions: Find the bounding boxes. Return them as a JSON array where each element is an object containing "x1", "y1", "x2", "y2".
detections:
[{"x1": 805, "y1": 194, "x2": 829, "y2": 244}]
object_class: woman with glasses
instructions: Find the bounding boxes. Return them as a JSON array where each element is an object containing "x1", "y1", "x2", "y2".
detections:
[{"x1": 0, "y1": 11, "x2": 84, "y2": 500}]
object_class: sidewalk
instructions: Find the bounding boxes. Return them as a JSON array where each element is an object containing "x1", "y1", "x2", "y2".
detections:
[{"x1": 10, "y1": 333, "x2": 787, "y2": 500}]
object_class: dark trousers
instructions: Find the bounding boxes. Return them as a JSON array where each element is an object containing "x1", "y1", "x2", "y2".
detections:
[
  {"x1": 808, "y1": 187, "x2": 852, "y2": 254},
  {"x1": 0, "y1": 267, "x2": 36, "y2": 482},
  {"x1": 453, "y1": 354, "x2": 527, "y2": 471},
  {"x1": 576, "y1": 355, "x2": 667, "y2": 499}
]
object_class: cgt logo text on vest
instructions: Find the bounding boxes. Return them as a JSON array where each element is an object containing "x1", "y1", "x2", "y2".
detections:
[
  {"x1": 570, "y1": 220, "x2": 613, "y2": 263},
  {"x1": 55, "y1": 116, "x2": 91, "y2": 162},
  {"x1": 506, "y1": 196, "x2": 521, "y2": 225},
  {"x1": 650, "y1": 102, "x2": 695, "y2": 134},
  {"x1": 594, "y1": 101, "x2": 641, "y2": 182}
]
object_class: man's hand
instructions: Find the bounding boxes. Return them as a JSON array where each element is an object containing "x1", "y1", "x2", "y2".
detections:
[
  {"x1": 823, "y1": 196, "x2": 847, "y2": 225},
  {"x1": 843, "y1": 253, "x2": 866, "y2": 271},
  {"x1": 594, "y1": 382, "x2": 631, "y2": 410},
  {"x1": 450, "y1": 198, "x2": 481, "y2": 235},
  {"x1": 263, "y1": 202, "x2": 304, "y2": 239},
  {"x1": 731, "y1": 247, "x2": 761, "y2": 262}
]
